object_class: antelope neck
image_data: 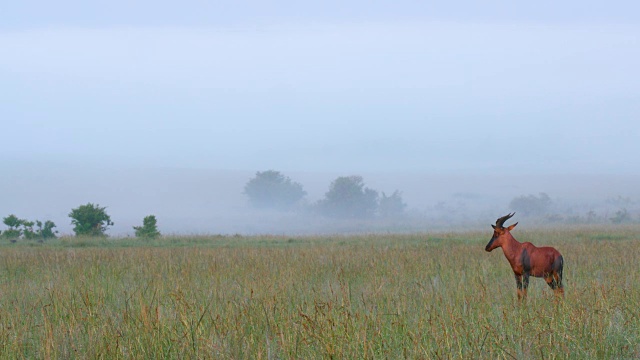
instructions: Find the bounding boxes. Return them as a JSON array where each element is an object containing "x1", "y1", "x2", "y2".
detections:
[{"x1": 500, "y1": 232, "x2": 522, "y2": 262}]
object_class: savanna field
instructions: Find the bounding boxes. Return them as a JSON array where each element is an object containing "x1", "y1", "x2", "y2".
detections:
[{"x1": 1, "y1": 226, "x2": 639, "y2": 359}]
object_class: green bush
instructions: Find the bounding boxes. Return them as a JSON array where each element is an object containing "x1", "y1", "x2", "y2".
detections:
[
  {"x1": 69, "y1": 203, "x2": 113, "y2": 237},
  {"x1": 133, "y1": 215, "x2": 161, "y2": 239},
  {"x1": 1, "y1": 214, "x2": 57, "y2": 241}
]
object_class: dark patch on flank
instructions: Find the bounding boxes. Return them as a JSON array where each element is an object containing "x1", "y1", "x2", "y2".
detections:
[
  {"x1": 553, "y1": 255, "x2": 564, "y2": 288},
  {"x1": 521, "y1": 248, "x2": 531, "y2": 272},
  {"x1": 553, "y1": 255, "x2": 564, "y2": 273}
]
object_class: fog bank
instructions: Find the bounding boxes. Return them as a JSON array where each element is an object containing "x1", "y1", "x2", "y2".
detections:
[{"x1": 2, "y1": 162, "x2": 638, "y2": 236}]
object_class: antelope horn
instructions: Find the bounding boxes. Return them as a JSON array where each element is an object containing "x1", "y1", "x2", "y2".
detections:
[{"x1": 495, "y1": 212, "x2": 515, "y2": 228}]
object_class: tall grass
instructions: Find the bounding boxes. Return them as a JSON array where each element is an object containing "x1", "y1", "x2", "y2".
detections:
[{"x1": 0, "y1": 226, "x2": 639, "y2": 358}]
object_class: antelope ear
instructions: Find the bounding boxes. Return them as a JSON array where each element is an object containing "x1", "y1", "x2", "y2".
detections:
[
  {"x1": 507, "y1": 222, "x2": 518, "y2": 231},
  {"x1": 491, "y1": 224, "x2": 496, "y2": 229}
]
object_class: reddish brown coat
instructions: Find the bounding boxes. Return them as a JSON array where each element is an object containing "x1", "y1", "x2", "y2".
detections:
[{"x1": 485, "y1": 213, "x2": 564, "y2": 299}]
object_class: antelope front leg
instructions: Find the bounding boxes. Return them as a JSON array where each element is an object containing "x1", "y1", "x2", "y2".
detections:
[{"x1": 515, "y1": 274, "x2": 529, "y2": 300}]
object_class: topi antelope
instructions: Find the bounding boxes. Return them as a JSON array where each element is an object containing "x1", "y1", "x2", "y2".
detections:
[{"x1": 485, "y1": 213, "x2": 564, "y2": 299}]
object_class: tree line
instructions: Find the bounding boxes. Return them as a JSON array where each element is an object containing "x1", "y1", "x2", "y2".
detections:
[
  {"x1": 1, "y1": 170, "x2": 406, "y2": 241},
  {"x1": 1, "y1": 203, "x2": 160, "y2": 242},
  {"x1": 246, "y1": 172, "x2": 639, "y2": 224},
  {"x1": 243, "y1": 170, "x2": 407, "y2": 218},
  {"x1": 4, "y1": 172, "x2": 635, "y2": 241}
]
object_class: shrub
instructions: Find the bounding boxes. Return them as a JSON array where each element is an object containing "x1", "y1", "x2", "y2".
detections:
[
  {"x1": 133, "y1": 215, "x2": 161, "y2": 239},
  {"x1": 1, "y1": 214, "x2": 22, "y2": 240},
  {"x1": 69, "y1": 203, "x2": 113, "y2": 237},
  {"x1": 1, "y1": 215, "x2": 57, "y2": 241}
]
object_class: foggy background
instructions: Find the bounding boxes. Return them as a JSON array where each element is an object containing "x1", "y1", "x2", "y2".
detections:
[{"x1": 1, "y1": 1, "x2": 639, "y2": 235}]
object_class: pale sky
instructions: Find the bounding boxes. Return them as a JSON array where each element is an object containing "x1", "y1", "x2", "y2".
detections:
[{"x1": 2, "y1": 1, "x2": 640, "y2": 174}]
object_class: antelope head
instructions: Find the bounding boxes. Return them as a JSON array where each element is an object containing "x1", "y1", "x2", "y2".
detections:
[{"x1": 485, "y1": 212, "x2": 518, "y2": 252}]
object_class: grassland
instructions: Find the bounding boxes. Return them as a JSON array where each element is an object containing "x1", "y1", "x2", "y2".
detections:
[{"x1": 0, "y1": 226, "x2": 639, "y2": 359}]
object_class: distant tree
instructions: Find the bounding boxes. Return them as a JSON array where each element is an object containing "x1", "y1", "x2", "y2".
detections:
[
  {"x1": 21, "y1": 220, "x2": 37, "y2": 240},
  {"x1": 509, "y1": 193, "x2": 552, "y2": 216},
  {"x1": 318, "y1": 175, "x2": 378, "y2": 218},
  {"x1": 35, "y1": 220, "x2": 58, "y2": 240},
  {"x1": 69, "y1": 203, "x2": 113, "y2": 237},
  {"x1": 379, "y1": 190, "x2": 407, "y2": 218},
  {"x1": 1, "y1": 214, "x2": 23, "y2": 240},
  {"x1": 606, "y1": 196, "x2": 634, "y2": 207},
  {"x1": 610, "y1": 208, "x2": 631, "y2": 224},
  {"x1": 133, "y1": 215, "x2": 161, "y2": 239},
  {"x1": 243, "y1": 170, "x2": 306, "y2": 210}
]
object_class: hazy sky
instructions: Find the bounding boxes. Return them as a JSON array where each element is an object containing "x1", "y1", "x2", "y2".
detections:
[{"x1": 2, "y1": 1, "x2": 640, "y2": 174}]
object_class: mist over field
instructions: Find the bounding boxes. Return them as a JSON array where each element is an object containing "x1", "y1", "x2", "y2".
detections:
[
  {"x1": 2, "y1": 1, "x2": 640, "y2": 236},
  {"x1": 1, "y1": 160, "x2": 639, "y2": 236}
]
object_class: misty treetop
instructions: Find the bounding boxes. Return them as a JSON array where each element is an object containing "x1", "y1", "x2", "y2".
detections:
[
  {"x1": 509, "y1": 193, "x2": 552, "y2": 216},
  {"x1": 243, "y1": 172, "x2": 407, "y2": 219},
  {"x1": 316, "y1": 176, "x2": 408, "y2": 219},
  {"x1": 610, "y1": 208, "x2": 631, "y2": 224},
  {"x1": 379, "y1": 191, "x2": 408, "y2": 218},
  {"x1": 318, "y1": 176, "x2": 380, "y2": 219},
  {"x1": 243, "y1": 170, "x2": 307, "y2": 210}
]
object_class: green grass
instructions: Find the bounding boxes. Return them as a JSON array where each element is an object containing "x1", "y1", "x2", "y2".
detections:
[{"x1": 0, "y1": 226, "x2": 639, "y2": 358}]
